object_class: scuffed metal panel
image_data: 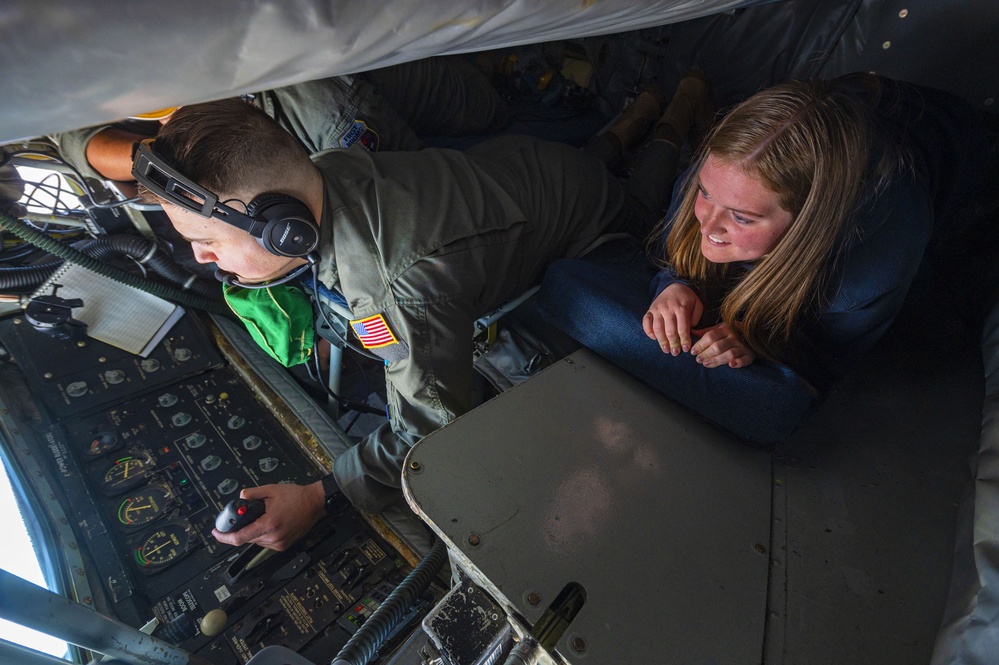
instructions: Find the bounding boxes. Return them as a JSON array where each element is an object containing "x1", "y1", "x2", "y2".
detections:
[
  {"x1": 404, "y1": 350, "x2": 771, "y2": 665},
  {"x1": 0, "y1": 0, "x2": 760, "y2": 143}
]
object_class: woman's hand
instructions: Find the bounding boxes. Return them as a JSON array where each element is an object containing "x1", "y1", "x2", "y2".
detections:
[
  {"x1": 690, "y1": 322, "x2": 756, "y2": 368},
  {"x1": 643, "y1": 283, "x2": 704, "y2": 355}
]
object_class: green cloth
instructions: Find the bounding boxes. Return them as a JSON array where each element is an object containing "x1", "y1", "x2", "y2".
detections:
[{"x1": 223, "y1": 283, "x2": 315, "y2": 367}]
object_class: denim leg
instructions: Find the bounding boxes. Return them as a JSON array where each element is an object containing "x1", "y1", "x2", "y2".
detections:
[{"x1": 538, "y1": 258, "x2": 815, "y2": 446}]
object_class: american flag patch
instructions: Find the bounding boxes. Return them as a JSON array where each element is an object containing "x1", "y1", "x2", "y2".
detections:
[{"x1": 350, "y1": 314, "x2": 399, "y2": 349}]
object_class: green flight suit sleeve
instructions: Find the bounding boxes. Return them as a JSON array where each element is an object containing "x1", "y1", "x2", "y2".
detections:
[{"x1": 331, "y1": 298, "x2": 477, "y2": 513}]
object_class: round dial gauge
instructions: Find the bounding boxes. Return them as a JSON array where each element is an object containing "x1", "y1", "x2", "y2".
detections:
[
  {"x1": 84, "y1": 432, "x2": 121, "y2": 458},
  {"x1": 116, "y1": 485, "x2": 173, "y2": 529},
  {"x1": 134, "y1": 523, "x2": 190, "y2": 572},
  {"x1": 99, "y1": 454, "x2": 154, "y2": 494}
]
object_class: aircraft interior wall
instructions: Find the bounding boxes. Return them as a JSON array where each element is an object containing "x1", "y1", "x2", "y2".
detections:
[{"x1": 0, "y1": 1, "x2": 998, "y2": 664}]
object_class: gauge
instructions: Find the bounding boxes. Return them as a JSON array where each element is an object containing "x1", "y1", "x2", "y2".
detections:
[
  {"x1": 65, "y1": 381, "x2": 88, "y2": 398},
  {"x1": 185, "y1": 432, "x2": 206, "y2": 449},
  {"x1": 217, "y1": 478, "x2": 239, "y2": 495},
  {"x1": 83, "y1": 431, "x2": 121, "y2": 458},
  {"x1": 172, "y1": 412, "x2": 192, "y2": 427},
  {"x1": 173, "y1": 348, "x2": 192, "y2": 362},
  {"x1": 134, "y1": 522, "x2": 191, "y2": 572},
  {"x1": 227, "y1": 415, "x2": 246, "y2": 430},
  {"x1": 140, "y1": 358, "x2": 161, "y2": 373},
  {"x1": 116, "y1": 485, "x2": 173, "y2": 529},
  {"x1": 98, "y1": 454, "x2": 154, "y2": 494},
  {"x1": 259, "y1": 457, "x2": 279, "y2": 473}
]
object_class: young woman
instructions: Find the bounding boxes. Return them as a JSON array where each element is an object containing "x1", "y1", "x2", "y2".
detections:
[
  {"x1": 644, "y1": 72, "x2": 990, "y2": 390},
  {"x1": 540, "y1": 73, "x2": 992, "y2": 443}
]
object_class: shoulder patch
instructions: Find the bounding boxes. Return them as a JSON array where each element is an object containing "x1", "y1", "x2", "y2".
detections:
[
  {"x1": 338, "y1": 119, "x2": 380, "y2": 151},
  {"x1": 350, "y1": 313, "x2": 409, "y2": 362}
]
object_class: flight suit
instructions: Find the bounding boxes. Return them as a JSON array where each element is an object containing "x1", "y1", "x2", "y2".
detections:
[
  {"x1": 311, "y1": 135, "x2": 653, "y2": 511},
  {"x1": 55, "y1": 56, "x2": 507, "y2": 180}
]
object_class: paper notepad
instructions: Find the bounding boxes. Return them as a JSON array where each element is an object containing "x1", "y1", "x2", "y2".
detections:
[{"x1": 31, "y1": 262, "x2": 185, "y2": 357}]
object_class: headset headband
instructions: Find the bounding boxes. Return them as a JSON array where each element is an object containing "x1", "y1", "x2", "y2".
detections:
[{"x1": 131, "y1": 139, "x2": 265, "y2": 238}]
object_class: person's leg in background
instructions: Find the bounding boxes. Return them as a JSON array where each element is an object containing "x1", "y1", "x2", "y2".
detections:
[
  {"x1": 586, "y1": 72, "x2": 715, "y2": 237},
  {"x1": 363, "y1": 56, "x2": 510, "y2": 137}
]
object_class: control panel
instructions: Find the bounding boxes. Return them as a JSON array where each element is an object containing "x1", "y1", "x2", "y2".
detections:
[{"x1": 0, "y1": 313, "x2": 425, "y2": 664}]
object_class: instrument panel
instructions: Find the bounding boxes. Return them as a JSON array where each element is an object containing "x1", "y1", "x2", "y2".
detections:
[{"x1": 0, "y1": 313, "x2": 424, "y2": 664}]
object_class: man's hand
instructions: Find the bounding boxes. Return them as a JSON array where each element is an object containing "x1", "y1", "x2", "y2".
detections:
[
  {"x1": 690, "y1": 322, "x2": 756, "y2": 369},
  {"x1": 211, "y1": 480, "x2": 326, "y2": 551},
  {"x1": 643, "y1": 283, "x2": 704, "y2": 355}
]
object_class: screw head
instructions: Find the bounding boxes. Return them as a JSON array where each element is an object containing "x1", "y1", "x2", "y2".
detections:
[
  {"x1": 409, "y1": 460, "x2": 422, "y2": 472},
  {"x1": 571, "y1": 636, "x2": 586, "y2": 653},
  {"x1": 467, "y1": 533, "x2": 481, "y2": 546},
  {"x1": 527, "y1": 591, "x2": 541, "y2": 606}
]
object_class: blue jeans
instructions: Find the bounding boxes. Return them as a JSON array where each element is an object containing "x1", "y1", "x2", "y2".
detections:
[{"x1": 537, "y1": 254, "x2": 816, "y2": 446}]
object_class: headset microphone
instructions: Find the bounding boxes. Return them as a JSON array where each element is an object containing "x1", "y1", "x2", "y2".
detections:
[{"x1": 214, "y1": 253, "x2": 318, "y2": 289}]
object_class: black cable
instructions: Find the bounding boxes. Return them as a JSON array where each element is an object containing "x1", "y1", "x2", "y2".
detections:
[
  {"x1": 311, "y1": 339, "x2": 386, "y2": 417},
  {"x1": 80, "y1": 235, "x2": 218, "y2": 299},
  {"x1": 310, "y1": 263, "x2": 382, "y2": 361},
  {"x1": 0, "y1": 209, "x2": 230, "y2": 315},
  {"x1": 0, "y1": 261, "x2": 62, "y2": 290},
  {"x1": 9, "y1": 150, "x2": 139, "y2": 209},
  {"x1": 331, "y1": 539, "x2": 448, "y2": 665}
]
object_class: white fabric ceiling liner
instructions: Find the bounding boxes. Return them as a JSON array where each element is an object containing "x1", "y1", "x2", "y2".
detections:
[{"x1": 0, "y1": 0, "x2": 761, "y2": 143}]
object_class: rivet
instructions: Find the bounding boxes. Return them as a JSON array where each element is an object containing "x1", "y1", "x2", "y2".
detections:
[
  {"x1": 83, "y1": 597, "x2": 92, "y2": 605},
  {"x1": 467, "y1": 533, "x2": 481, "y2": 547},
  {"x1": 43, "y1": 373, "x2": 52, "y2": 379},
  {"x1": 76, "y1": 341, "x2": 86, "y2": 347},
  {"x1": 527, "y1": 591, "x2": 541, "y2": 606},
  {"x1": 98, "y1": 357, "x2": 107, "y2": 363},
  {"x1": 571, "y1": 636, "x2": 586, "y2": 653},
  {"x1": 898, "y1": 8, "x2": 908, "y2": 18},
  {"x1": 882, "y1": 41, "x2": 891, "y2": 49},
  {"x1": 12, "y1": 318, "x2": 21, "y2": 324},
  {"x1": 753, "y1": 543, "x2": 767, "y2": 555},
  {"x1": 565, "y1": 357, "x2": 574, "y2": 365},
  {"x1": 409, "y1": 460, "x2": 422, "y2": 473}
]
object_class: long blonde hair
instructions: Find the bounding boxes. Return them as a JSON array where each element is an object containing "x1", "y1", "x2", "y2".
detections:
[{"x1": 657, "y1": 75, "x2": 902, "y2": 364}]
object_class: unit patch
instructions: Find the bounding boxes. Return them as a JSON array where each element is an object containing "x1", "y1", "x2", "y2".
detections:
[
  {"x1": 350, "y1": 313, "x2": 409, "y2": 362},
  {"x1": 338, "y1": 120, "x2": 380, "y2": 151}
]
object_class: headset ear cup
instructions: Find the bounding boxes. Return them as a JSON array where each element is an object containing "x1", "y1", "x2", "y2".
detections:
[{"x1": 245, "y1": 193, "x2": 320, "y2": 257}]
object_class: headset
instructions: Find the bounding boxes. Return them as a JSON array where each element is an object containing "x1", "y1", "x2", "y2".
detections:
[
  {"x1": 131, "y1": 138, "x2": 385, "y2": 410},
  {"x1": 131, "y1": 138, "x2": 320, "y2": 290}
]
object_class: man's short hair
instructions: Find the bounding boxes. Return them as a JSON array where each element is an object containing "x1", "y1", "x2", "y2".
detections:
[{"x1": 149, "y1": 97, "x2": 309, "y2": 202}]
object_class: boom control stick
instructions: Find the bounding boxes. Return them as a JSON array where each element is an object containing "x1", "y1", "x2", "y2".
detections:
[{"x1": 215, "y1": 498, "x2": 265, "y2": 533}]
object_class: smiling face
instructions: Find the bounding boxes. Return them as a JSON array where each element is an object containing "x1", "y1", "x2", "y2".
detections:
[
  {"x1": 165, "y1": 204, "x2": 307, "y2": 284},
  {"x1": 693, "y1": 154, "x2": 794, "y2": 264}
]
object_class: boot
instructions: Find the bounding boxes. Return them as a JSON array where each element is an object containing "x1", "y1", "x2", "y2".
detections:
[
  {"x1": 603, "y1": 85, "x2": 670, "y2": 154},
  {"x1": 655, "y1": 71, "x2": 715, "y2": 150}
]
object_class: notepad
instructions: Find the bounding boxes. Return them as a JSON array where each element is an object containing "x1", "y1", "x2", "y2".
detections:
[{"x1": 30, "y1": 262, "x2": 185, "y2": 357}]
